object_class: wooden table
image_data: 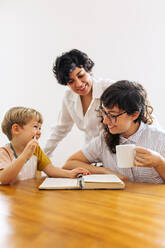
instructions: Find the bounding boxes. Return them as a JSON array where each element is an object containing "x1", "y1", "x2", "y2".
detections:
[{"x1": 0, "y1": 177, "x2": 165, "y2": 248}]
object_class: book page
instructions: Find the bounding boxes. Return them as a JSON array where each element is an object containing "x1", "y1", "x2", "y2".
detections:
[
  {"x1": 83, "y1": 174, "x2": 122, "y2": 183},
  {"x1": 39, "y1": 178, "x2": 78, "y2": 189}
]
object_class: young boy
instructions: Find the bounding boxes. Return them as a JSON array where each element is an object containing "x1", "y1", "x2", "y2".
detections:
[{"x1": 0, "y1": 107, "x2": 89, "y2": 185}]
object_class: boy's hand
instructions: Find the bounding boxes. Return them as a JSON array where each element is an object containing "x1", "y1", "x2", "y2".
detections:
[
  {"x1": 22, "y1": 139, "x2": 38, "y2": 160},
  {"x1": 135, "y1": 147, "x2": 164, "y2": 168},
  {"x1": 69, "y1": 168, "x2": 91, "y2": 178}
]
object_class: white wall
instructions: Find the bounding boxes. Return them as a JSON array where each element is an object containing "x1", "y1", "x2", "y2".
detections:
[{"x1": 0, "y1": 0, "x2": 165, "y2": 165}]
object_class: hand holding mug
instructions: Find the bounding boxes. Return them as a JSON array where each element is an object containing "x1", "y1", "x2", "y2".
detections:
[{"x1": 135, "y1": 146, "x2": 165, "y2": 168}]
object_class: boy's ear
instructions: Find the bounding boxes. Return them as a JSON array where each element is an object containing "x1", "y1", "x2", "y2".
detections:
[
  {"x1": 131, "y1": 111, "x2": 140, "y2": 121},
  {"x1": 11, "y1": 124, "x2": 21, "y2": 135}
]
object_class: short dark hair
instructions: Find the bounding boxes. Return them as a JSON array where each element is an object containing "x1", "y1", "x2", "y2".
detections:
[
  {"x1": 53, "y1": 49, "x2": 94, "y2": 85},
  {"x1": 100, "y1": 80, "x2": 153, "y2": 153}
]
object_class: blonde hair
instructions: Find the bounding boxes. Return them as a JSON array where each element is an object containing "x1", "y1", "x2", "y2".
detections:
[{"x1": 1, "y1": 107, "x2": 43, "y2": 140}]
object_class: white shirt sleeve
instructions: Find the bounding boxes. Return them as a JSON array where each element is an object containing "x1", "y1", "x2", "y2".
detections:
[
  {"x1": 82, "y1": 133, "x2": 104, "y2": 163},
  {"x1": 44, "y1": 96, "x2": 74, "y2": 156}
]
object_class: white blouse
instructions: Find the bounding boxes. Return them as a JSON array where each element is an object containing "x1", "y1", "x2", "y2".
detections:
[
  {"x1": 44, "y1": 78, "x2": 114, "y2": 156},
  {"x1": 82, "y1": 122, "x2": 165, "y2": 184}
]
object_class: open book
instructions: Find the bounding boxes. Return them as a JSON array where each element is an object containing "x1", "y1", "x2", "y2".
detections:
[{"x1": 39, "y1": 174, "x2": 125, "y2": 190}]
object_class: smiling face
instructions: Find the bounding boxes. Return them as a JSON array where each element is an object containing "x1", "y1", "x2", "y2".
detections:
[
  {"x1": 67, "y1": 67, "x2": 92, "y2": 96},
  {"x1": 103, "y1": 105, "x2": 140, "y2": 138},
  {"x1": 15, "y1": 118, "x2": 42, "y2": 146}
]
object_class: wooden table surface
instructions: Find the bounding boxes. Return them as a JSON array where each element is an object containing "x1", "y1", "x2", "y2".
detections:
[{"x1": 0, "y1": 177, "x2": 165, "y2": 248}]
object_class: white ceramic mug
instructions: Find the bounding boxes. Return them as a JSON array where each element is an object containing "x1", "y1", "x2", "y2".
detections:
[{"x1": 116, "y1": 144, "x2": 136, "y2": 168}]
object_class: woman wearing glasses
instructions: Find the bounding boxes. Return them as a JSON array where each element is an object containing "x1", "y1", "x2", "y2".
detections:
[
  {"x1": 44, "y1": 49, "x2": 113, "y2": 157},
  {"x1": 63, "y1": 80, "x2": 165, "y2": 183}
]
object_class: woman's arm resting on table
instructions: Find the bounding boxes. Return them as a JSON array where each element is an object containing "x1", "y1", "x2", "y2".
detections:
[{"x1": 63, "y1": 150, "x2": 127, "y2": 180}]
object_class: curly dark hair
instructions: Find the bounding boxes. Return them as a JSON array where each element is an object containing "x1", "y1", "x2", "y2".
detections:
[
  {"x1": 53, "y1": 49, "x2": 94, "y2": 85},
  {"x1": 100, "y1": 80, "x2": 153, "y2": 153}
]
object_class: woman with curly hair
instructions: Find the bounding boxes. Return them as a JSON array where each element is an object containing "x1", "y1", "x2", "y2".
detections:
[
  {"x1": 44, "y1": 49, "x2": 113, "y2": 157},
  {"x1": 63, "y1": 80, "x2": 165, "y2": 184}
]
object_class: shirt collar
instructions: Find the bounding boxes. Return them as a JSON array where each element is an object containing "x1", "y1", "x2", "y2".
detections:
[{"x1": 120, "y1": 122, "x2": 147, "y2": 144}]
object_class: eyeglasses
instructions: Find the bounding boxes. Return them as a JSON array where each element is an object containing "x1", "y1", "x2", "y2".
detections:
[{"x1": 99, "y1": 106, "x2": 126, "y2": 124}]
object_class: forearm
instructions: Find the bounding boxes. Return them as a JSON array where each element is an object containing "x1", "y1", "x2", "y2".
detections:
[
  {"x1": 44, "y1": 127, "x2": 73, "y2": 156},
  {"x1": 63, "y1": 159, "x2": 114, "y2": 174},
  {"x1": 0, "y1": 154, "x2": 27, "y2": 184},
  {"x1": 63, "y1": 160, "x2": 127, "y2": 180},
  {"x1": 43, "y1": 164, "x2": 71, "y2": 178}
]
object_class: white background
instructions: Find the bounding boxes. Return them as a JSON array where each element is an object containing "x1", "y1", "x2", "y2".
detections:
[{"x1": 0, "y1": 0, "x2": 165, "y2": 165}]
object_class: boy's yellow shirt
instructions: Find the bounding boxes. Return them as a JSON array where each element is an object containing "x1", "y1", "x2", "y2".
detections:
[{"x1": 34, "y1": 146, "x2": 51, "y2": 171}]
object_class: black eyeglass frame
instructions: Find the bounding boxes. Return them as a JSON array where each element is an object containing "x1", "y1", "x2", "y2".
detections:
[{"x1": 99, "y1": 106, "x2": 127, "y2": 123}]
